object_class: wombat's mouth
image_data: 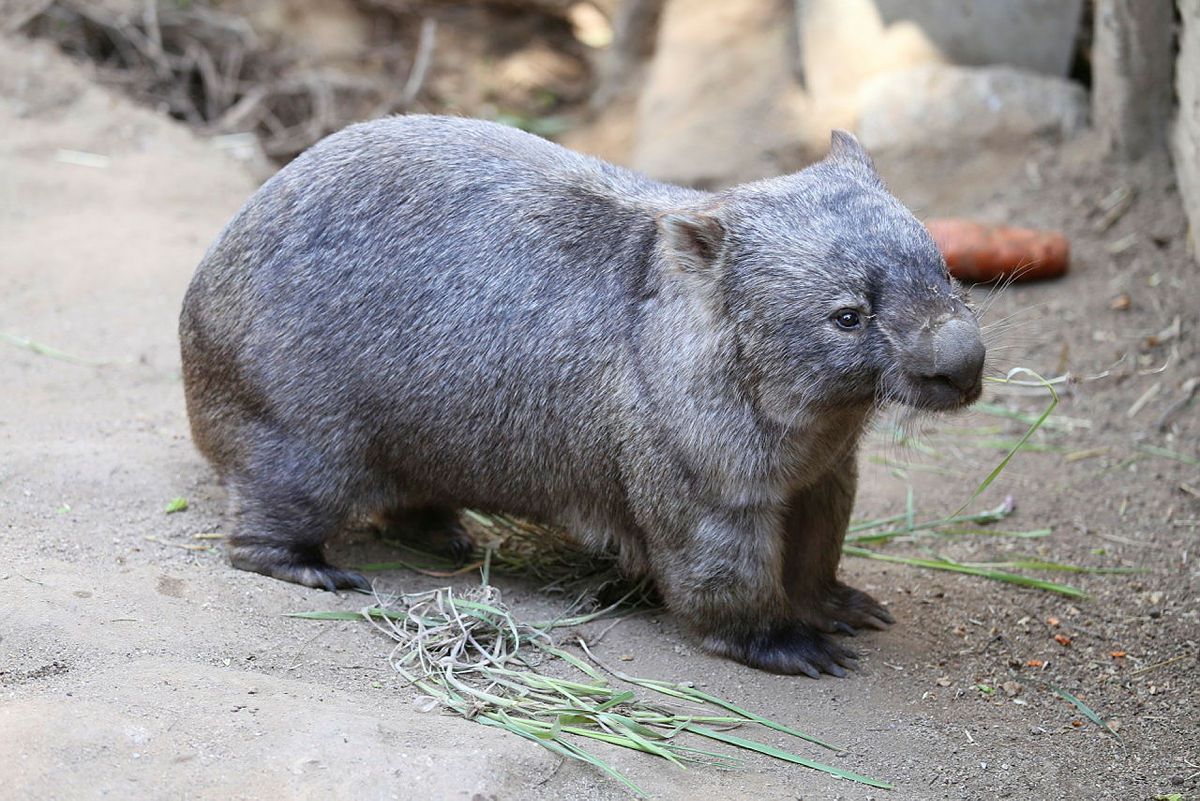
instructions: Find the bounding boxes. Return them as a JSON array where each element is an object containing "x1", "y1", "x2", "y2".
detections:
[{"x1": 890, "y1": 371, "x2": 984, "y2": 412}]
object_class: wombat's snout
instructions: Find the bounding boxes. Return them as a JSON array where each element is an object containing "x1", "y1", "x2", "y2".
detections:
[
  {"x1": 903, "y1": 315, "x2": 986, "y2": 409},
  {"x1": 930, "y1": 317, "x2": 985, "y2": 395}
]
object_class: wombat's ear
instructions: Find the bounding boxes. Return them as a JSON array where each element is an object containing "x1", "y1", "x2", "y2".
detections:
[
  {"x1": 828, "y1": 129, "x2": 882, "y2": 182},
  {"x1": 657, "y1": 211, "x2": 726, "y2": 275}
]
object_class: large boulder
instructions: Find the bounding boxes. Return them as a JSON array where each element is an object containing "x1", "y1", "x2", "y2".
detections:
[
  {"x1": 867, "y1": 0, "x2": 1083, "y2": 77},
  {"x1": 629, "y1": 0, "x2": 811, "y2": 188},
  {"x1": 1173, "y1": 0, "x2": 1200, "y2": 259},
  {"x1": 856, "y1": 64, "x2": 1088, "y2": 153}
]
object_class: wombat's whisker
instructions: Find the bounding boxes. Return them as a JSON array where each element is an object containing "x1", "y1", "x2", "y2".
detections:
[
  {"x1": 973, "y1": 276, "x2": 1015, "y2": 321},
  {"x1": 987, "y1": 334, "x2": 1037, "y2": 349},
  {"x1": 978, "y1": 300, "x2": 1050, "y2": 331},
  {"x1": 972, "y1": 260, "x2": 1044, "y2": 320}
]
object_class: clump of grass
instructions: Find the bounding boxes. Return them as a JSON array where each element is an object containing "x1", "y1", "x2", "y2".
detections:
[{"x1": 292, "y1": 554, "x2": 892, "y2": 797}]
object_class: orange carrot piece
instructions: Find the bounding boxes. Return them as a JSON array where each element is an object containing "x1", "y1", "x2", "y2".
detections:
[{"x1": 925, "y1": 218, "x2": 1070, "y2": 283}]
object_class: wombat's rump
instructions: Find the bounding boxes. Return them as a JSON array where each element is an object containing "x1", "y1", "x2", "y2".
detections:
[{"x1": 180, "y1": 115, "x2": 984, "y2": 676}]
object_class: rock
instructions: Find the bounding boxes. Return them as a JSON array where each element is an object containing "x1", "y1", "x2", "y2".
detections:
[
  {"x1": 1173, "y1": 0, "x2": 1200, "y2": 262},
  {"x1": 1093, "y1": 0, "x2": 1174, "y2": 159},
  {"x1": 856, "y1": 64, "x2": 1087, "y2": 153},
  {"x1": 798, "y1": 0, "x2": 946, "y2": 100},
  {"x1": 867, "y1": 0, "x2": 1084, "y2": 77},
  {"x1": 630, "y1": 0, "x2": 812, "y2": 188},
  {"x1": 796, "y1": 0, "x2": 944, "y2": 138}
]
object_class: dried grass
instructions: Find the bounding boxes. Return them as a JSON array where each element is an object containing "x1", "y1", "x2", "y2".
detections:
[
  {"x1": 293, "y1": 553, "x2": 892, "y2": 797},
  {"x1": 22, "y1": 0, "x2": 432, "y2": 160}
]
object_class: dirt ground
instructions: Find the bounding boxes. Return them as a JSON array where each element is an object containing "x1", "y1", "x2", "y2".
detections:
[{"x1": 2, "y1": 34, "x2": 1198, "y2": 801}]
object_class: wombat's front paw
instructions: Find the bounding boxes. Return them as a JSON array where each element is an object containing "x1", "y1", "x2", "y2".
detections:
[
  {"x1": 228, "y1": 544, "x2": 370, "y2": 592},
  {"x1": 821, "y1": 582, "x2": 894, "y2": 635},
  {"x1": 375, "y1": 506, "x2": 474, "y2": 566},
  {"x1": 707, "y1": 622, "x2": 858, "y2": 678},
  {"x1": 441, "y1": 524, "x2": 475, "y2": 566}
]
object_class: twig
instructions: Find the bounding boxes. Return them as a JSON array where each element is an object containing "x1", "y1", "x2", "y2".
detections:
[
  {"x1": 1095, "y1": 185, "x2": 1134, "y2": 232},
  {"x1": 1129, "y1": 653, "x2": 1192, "y2": 677},
  {"x1": 401, "y1": 18, "x2": 438, "y2": 108},
  {"x1": 1125, "y1": 381, "x2": 1161, "y2": 419},
  {"x1": 587, "y1": 608, "x2": 655, "y2": 645},
  {"x1": 1156, "y1": 376, "x2": 1199, "y2": 431}
]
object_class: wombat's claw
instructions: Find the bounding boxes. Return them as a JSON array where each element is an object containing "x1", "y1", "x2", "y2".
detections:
[
  {"x1": 229, "y1": 545, "x2": 370, "y2": 592},
  {"x1": 822, "y1": 583, "x2": 894, "y2": 633},
  {"x1": 832, "y1": 621, "x2": 857, "y2": 637},
  {"x1": 712, "y1": 623, "x2": 859, "y2": 678},
  {"x1": 443, "y1": 530, "x2": 475, "y2": 566},
  {"x1": 308, "y1": 566, "x2": 371, "y2": 593}
]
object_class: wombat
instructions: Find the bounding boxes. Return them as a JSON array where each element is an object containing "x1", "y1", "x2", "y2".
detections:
[{"x1": 180, "y1": 115, "x2": 985, "y2": 677}]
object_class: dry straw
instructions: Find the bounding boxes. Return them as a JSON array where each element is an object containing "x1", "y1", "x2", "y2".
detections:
[{"x1": 291, "y1": 552, "x2": 893, "y2": 796}]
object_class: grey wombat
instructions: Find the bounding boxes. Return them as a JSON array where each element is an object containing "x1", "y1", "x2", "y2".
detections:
[{"x1": 180, "y1": 115, "x2": 985, "y2": 676}]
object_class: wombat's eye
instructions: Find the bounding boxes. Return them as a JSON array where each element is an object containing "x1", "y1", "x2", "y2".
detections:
[{"x1": 833, "y1": 309, "x2": 862, "y2": 330}]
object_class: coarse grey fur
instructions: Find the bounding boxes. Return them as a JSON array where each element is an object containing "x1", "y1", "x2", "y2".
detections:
[{"x1": 180, "y1": 115, "x2": 985, "y2": 677}]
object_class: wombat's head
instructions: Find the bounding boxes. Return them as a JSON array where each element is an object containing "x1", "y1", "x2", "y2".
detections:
[{"x1": 657, "y1": 130, "x2": 984, "y2": 421}]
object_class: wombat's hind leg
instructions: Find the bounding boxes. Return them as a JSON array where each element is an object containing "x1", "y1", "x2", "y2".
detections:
[
  {"x1": 375, "y1": 506, "x2": 474, "y2": 565},
  {"x1": 226, "y1": 472, "x2": 369, "y2": 592}
]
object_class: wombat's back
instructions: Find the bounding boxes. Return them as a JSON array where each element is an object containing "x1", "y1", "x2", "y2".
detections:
[{"x1": 180, "y1": 115, "x2": 696, "y2": 517}]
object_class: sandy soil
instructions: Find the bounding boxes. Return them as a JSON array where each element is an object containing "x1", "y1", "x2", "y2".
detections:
[{"x1": 2, "y1": 35, "x2": 1198, "y2": 801}]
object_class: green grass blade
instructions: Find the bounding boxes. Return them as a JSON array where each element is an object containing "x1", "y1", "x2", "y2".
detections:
[
  {"x1": 933, "y1": 527, "x2": 1052, "y2": 538},
  {"x1": 534, "y1": 642, "x2": 610, "y2": 683},
  {"x1": 595, "y1": 690, "x2": 636, "y2": 711},
  {"x1": 574, "y1": 641, "x2": 842, "y2": 752},
  {"x1": 972, "y1": 401, "x2": 1089, "y2": 430},
  {"x1": 285, "y1": 608, "x2": 412, "y2": 622},
  {"x1": 683, "y1": 724, "x2": 892, "y2": 790},
  {"x1": 982, "y1": 559, "x2": 1144, "y2": 575},
  {"x1": 1137, "y1": 445, "x2": 1200, "y2": 466},
  {"x1": 594, "y1": 713, "x2": 686, "y2": 765},
  {"x1": 0, "y1": 331, "x2": 106, "y2": 366},
  {"x1": 1049, "y1": 684, "x2": 1121, "y2": 741},
  {"x1": 844, "y1": 501, "x2": 1015, "y2": 545},
  {"x1": 285, "y1": 610, "x2": 364, "y2": 620},
  {"x1": 952, "y1": 369, "x2": 1058, "y2": 516},
  {"x1": 667, "y1": 685, "x2": 841, "y2": 752},
  {"x1": 482, "y1": 713, "x2": 650, "y2": 798},
  {"x1": 848, "y1": 512, "x2": 910, "y2": 533},
  {"x1": 843, "y1": 546, "x2": 1086, "y2": 598}
]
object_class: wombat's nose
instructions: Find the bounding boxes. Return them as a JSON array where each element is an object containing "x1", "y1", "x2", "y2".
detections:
[{"x1": 930, "y1": 317, "x2": 985, "y2": 392}]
